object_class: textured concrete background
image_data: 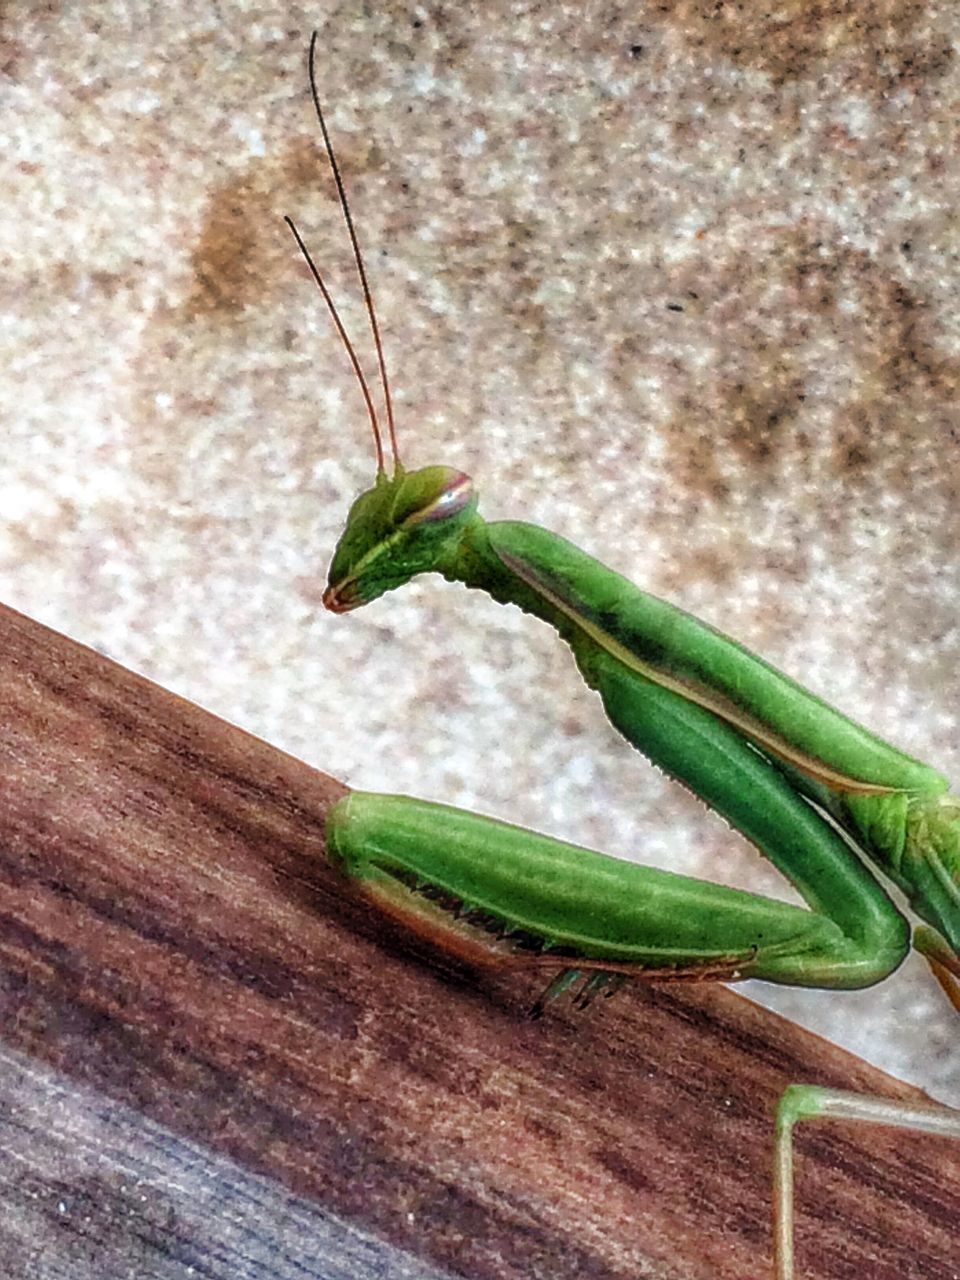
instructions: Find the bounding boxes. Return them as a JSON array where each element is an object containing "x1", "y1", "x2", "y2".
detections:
[{"x1": 1, "y1": 2, "x2": 958, "y2": 1108}]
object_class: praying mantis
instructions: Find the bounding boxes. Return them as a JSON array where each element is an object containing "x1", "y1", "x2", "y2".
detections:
[{"x1": 287, "y1": 33, "x2": 960, "y2": 1279}]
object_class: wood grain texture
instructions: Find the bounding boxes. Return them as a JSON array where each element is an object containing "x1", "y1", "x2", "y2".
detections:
[{"x1": 0, "y1": 601, "x2": 957, "y2": 1280}]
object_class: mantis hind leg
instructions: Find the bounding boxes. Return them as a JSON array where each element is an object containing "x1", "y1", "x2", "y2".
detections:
[{"x1": 773, "y1": 1085, "x2": 960, "y2": 1280}]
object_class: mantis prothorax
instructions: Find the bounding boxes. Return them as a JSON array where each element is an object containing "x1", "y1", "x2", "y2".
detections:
[{"x1": 286, "y1": 32, "x2": 960, "y2": 1279}]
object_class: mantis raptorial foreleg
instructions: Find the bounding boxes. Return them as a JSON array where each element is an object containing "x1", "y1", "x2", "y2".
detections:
[{"x1": 286, "y1": 31, "x2": 960, "y2": 1278}]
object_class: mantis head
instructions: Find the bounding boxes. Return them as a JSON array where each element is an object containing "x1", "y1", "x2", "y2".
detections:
[
  {"x1": 288, "y1": 41, "x2": 478, "y2": 614},
  {"x1": 323, "y1": 466, "x2": 477, "y2": 612}
]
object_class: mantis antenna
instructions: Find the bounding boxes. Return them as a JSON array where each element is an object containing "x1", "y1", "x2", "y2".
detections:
[
  {"x1": 284, "y1": 215, "x2": 387, "y2": 473},
  {"x1": 284, "y1": 30, "x2": 400, "y2": 475}
]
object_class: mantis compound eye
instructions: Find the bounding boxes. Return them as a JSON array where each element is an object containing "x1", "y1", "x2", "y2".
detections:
[{"x1": 398, "y1": 469, "x2": 474, "y2": 527}]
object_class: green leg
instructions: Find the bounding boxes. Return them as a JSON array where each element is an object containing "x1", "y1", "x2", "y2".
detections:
[
  {"x1": 773, "y1": 1084, "x2": 960, "y2": 1279},
  {"x1": 586, "y1": 652, "x2": 913, "y2": 986},
  {"x1": 327, "y1": 792, "x2": 910, "y2": 988}
]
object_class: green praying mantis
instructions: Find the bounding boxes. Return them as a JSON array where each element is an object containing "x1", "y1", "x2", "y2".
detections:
[{"x1": 286, "y1": 33, "x2": 960, "y2": 1279}]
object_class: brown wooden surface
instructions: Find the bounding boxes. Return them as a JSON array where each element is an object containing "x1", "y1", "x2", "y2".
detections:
[{"x1": 0, "y1": 600, "x2": 957, "y2": 1280}]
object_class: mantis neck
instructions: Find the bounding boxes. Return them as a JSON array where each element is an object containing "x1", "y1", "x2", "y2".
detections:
[{"x1": 442, "y1": 515, "x2": 577, "y2": 638}]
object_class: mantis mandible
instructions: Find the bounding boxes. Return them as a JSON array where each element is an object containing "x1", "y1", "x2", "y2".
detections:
[{"x1": 286, "y1": 32, "x2": 960, "y2": 1279}]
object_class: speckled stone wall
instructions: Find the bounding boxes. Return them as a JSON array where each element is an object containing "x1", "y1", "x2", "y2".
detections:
[{"x1": 1, "y1": 4, "x2": 958, "y2": 1103}]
